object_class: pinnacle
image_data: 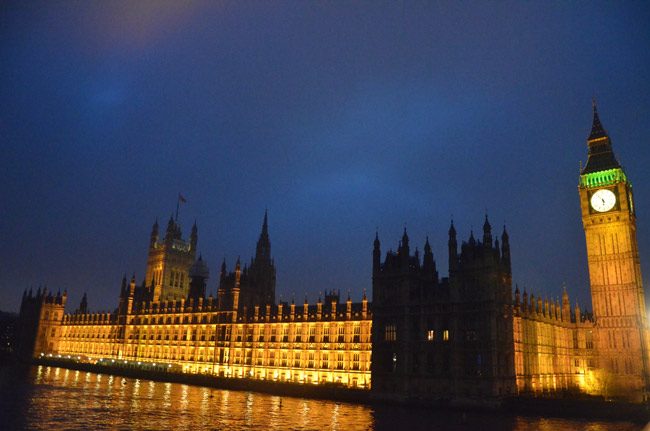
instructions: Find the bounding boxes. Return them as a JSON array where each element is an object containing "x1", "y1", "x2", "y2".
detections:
[{"x1": 588, "y1": 99, "x2": 608, "y2": 141}]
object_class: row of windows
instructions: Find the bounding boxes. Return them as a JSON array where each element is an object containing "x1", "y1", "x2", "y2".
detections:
[
  {"x1": 63, "y1": 332, "x2": 370, "y2": 344},
  {"x1": 63, "y1": 332, "x2": 112, "y2": 339},
  {"x1": 384, "y1": 325, "x2": 449, "y2": 342},
  {"x1": 58, "y1": 342, "x2": 369, "y2": 371},
  {"x1": 127, "y1": 315, "x2": 368, "y2": 331}
]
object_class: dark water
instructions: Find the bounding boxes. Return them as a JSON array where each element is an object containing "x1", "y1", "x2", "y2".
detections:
[{"x1": 0, "y1": 365, "x2": 644, "y2": 431}]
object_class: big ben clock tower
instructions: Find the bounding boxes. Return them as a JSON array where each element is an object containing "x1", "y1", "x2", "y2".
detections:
[{"x1": 579, "y1": 101, "x2": 649, "y2": 401}]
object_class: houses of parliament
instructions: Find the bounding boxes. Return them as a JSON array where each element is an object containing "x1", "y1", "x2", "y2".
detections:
[{"x1": 16, "y1": 105, "x2": 650, "y2": 402}]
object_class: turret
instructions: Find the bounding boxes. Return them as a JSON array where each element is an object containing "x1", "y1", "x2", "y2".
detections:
[
  {"x1": 220, "y1": 258, "x2": 227, "y2": 285},
  {"x1": 522, "y1": 288, "x2": 528, "y2": 312},
  {"x1": 530, "y1": 294, "x2": 536, "y2": 315},
  {"x1": 78, "y1": 292, "x2": 88, "y2": 314},
  {"x1": 118, "y1": 275, "x2": 128, "y2": 314},
  {"x1": 561, "y1": 286, "x2": 571, "y2": 321},
  {"x1": 483, "y1": 214, "x2": 492, "y2": 247},
  {"x1": 120, "y1": 274, "x2": 127, "y2": 298},
  {"x1": 543, "y1": 297, "x2": 549, "y2": 318},
  {"x1": 346, "y1": 292, "x2": 352, "y2": 319},
  {"x1": 468, "y1": 230, "x2": 476, "y2": 247},
  {"x1": 422, "y1": 236, "x2": 437, "y2": 280},
  {"x1": 233, "y1": 257, "x2": 241, "y2": 310},
  {"x1": 514, "y1": 285, "x2": 520, "y2": 309},
  {"x1": 150, "y1": 219, "x2": 159, "y2": 248},
  {"x1": 373, "y1": 231, "x2": 381, "y2": 275},
  {"x1": 501, "y1": 225, "x2": 511, "y2": 272},
  {"x1": 448, "y1": 220, "x2": 458, "y2": 273},
  {"x1": 165, "y1": 215, "x2": 176, "y2": 243},
  {"x1": 188, "y1": 255, "x2": 209, "y2": 302},
  {"x1": 362, "y1": 289, "x2": 368, "y2": 318},
  {"x1": 126, "y1": 274, "x2": 136, "y2": 314},
  {"x1": 256, "y1": 210, "x2": 271, "y2": 261},
  {"x1": 400, "y1": 228, "x2": 410, "y2": 267}
]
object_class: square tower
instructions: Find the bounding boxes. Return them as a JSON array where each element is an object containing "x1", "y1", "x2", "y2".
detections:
[
  {"x1": 578, "y1": 102, "x2": 649, "y2": 401},
  {"x1": 145, "y1": 217, "x2": 197, "y2": 301}
]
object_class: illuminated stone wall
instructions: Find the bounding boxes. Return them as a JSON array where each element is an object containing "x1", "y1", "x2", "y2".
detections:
[
  {"x1": 513, "y1": 291, "x2": 599, "y2": 395},
  {"x1": 17, "y1": 289, "x2": 67, "y2": 360},
  {"x1": 53, "y1": 296, "x2": 372, "y2": 389}
]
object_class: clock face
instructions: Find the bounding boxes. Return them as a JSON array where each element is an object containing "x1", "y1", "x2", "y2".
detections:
[{"x1": 590, "y1": 189, "x2": 616, "y2": 212}]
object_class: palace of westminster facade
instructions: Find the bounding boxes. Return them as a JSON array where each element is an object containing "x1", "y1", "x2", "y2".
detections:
[{"x1": 16, "y1": 105, "x2": 650, "y2": 402}]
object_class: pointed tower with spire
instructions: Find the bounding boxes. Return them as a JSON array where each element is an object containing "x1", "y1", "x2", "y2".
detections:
[
  {"x1": 448, "y1": 220, "x2": 458, "y2": 274},
  {"x1": 256, "y1": 210, "x2": 271, "y2": 261},
  {"x1": 373, "y1": 231, "x2": 381, "y2": 275},
  {"x1": 247, "y1": 210, "x2": 276, "y2": 308},
  {"x1": 150, "y1": 219, "x2": 159, "y2": 248},
  {"x1": 77, "y1": 292, "x2": 88, "y2": 314},
  {"x1": 219, "y1": 211, "x2": 277, "y2": 313},
  {"x1": 422, "y1": 236, "x2": 437, "y2": 280},
  {"x1": 188, "y1": 255, "x2": 209, "y2": 303},
  {"x1": 581, "y1": 100, "x2": 621, "y2": 175},
  {"x1": 578, "y1": 100, "x2": 649, "y2": 401},
  {"x1": 501, "y1": 225, "x2": 511, "y2": 274},
  {"x1": 482, "y1": 214, "x2": 492, "y2": 247}
]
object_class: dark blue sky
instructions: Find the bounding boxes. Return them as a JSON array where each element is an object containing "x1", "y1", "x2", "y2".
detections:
[{"x1": 2, "y1": 1, "x2": 650, "y2": 313}]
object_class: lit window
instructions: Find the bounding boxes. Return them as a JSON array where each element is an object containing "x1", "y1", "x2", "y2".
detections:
[
  {"x1": 385, "y1": 324, "x2": 397, "y2": 342},
  {"x1": 427, "y1": 330, "x2": 435, "y2": 341},
  {"x1": 443, "y1": 330, "x2": 449, "y2": 341}
]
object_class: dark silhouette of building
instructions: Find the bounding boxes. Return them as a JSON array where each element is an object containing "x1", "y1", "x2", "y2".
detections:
[
  {"x1": 371, "y1": 218, "x2": 515, "y2": 400},
  {"x1": 217, "y1": 211, "x2": 277, "y2": 314}
]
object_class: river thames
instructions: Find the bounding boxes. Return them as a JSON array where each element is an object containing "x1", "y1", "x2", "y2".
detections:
[{"x1": 0, "y1": 365, "x2": 644, "y2": 430}]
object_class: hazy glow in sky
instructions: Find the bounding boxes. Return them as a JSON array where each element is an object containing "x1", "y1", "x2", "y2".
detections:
[{"x1": 1, "y1": 1, "x2": 650, "y2": 312}]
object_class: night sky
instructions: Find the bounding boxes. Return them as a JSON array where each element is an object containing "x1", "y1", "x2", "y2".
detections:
[{"x1": 2, "y1": 2, "x2": 650, "y2": 314}]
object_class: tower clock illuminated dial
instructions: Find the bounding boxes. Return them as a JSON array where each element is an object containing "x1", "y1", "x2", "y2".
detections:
[{"x1": 590, "y1": 189, "x2": 616, "y2": 212}]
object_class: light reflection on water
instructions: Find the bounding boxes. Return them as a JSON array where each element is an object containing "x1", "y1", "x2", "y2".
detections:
[{"x1": 0, "y1": 365, "x2": 643, "y2": 431}]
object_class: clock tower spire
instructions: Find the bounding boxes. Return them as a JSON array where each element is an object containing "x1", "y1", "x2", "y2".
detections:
[
  {"x1": 578, "y1": 101, "x2": 649, "y2": 401},
  {"x1": 582, "y1": 100, "x2": 621, "y2": 175}
]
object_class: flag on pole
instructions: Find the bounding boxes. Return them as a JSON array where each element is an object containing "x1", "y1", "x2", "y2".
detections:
[{"x1": 176, "y1": 193, "x2": 186, "y2": 222}]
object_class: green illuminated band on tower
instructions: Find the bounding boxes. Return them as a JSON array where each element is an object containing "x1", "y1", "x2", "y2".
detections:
[{"x1": 579, "y1": 168, "x2": 627, "y2": 188}]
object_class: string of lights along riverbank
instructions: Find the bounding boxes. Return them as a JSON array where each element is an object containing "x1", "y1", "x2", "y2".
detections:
[{"x1": 16, "y1": 103, "x2": 650, "y2": 403}]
